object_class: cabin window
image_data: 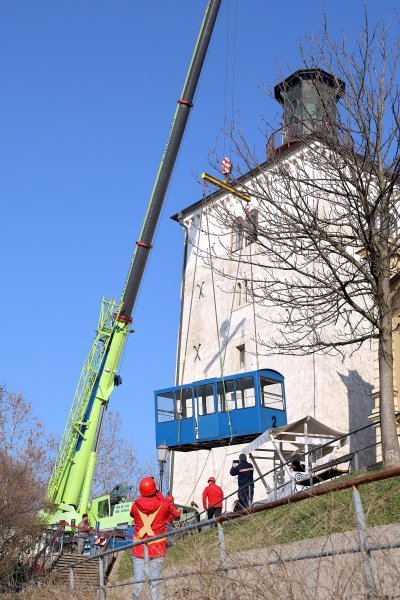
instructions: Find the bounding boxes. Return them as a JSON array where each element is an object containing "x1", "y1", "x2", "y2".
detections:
[
  {"x1": 260, "y1": 378, "x2": 284, "y2": 410},
  {"x1": 245, "y1": 209, "x2": 258, "y2": 244},
  {"x1": 236, "y1": 376, "x2": 255, "y2": 409},
  {"x1": 97, "y1": 499, "x2": 110, "y2": 519},
  {"x1": 217, "y1": 379, "x2": 235, "y2": 412},
  {"x1": 177, "y1": 387, "x2": 193, "y2": 419},
  {"x1": 232, "y1": 217, "x2": 244, "y2": 252},
  {"x1": 197, "y1": 384, "x2": 215, "y2": 415},
  {"x1": 237, "y1": 344, "x2": 245, "y2": 369},
  {"x1": 157, "y1": 391, "x2": 175, "y2": 422}
]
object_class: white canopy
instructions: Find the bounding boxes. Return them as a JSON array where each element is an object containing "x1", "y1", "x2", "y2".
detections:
[{"x1": 242, "y1": 415, "x2": 347, "y2": 457}]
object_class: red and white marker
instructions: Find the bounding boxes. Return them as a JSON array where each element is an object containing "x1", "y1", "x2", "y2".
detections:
[{"x1": 221, "y1": 156, "x2": 232, "y2": 175}]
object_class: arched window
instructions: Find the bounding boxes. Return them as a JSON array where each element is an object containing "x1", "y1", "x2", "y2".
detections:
[
  {"x1": 245, "y1": 209, "x2": 258, "y2": 245},
  {"x1": 232, "y1": 217, "x2": 244, "y2": 252}
]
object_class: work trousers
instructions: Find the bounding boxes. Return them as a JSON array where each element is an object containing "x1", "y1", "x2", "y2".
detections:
[
  {"x1": 132, "y1": 556, "x2": 164, "y2": 600},
  {"x1": 207, "y1": 507, "x2": 222, "y2": 520},
  {"x1": 238, "y1": 484, "x2": 254, "y2": 509},
  {"x1": 77, "y1": 537, "x2": 87, "y2": 555}
]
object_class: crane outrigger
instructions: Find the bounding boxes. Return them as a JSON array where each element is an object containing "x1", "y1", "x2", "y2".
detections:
[{"x1": 46, "y1": 0, "x2": 222, "y2": 530}]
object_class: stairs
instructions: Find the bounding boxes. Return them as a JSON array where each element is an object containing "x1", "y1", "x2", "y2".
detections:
[{"x1": 52, "y1": 554, "x2": 100, "y2": 589}]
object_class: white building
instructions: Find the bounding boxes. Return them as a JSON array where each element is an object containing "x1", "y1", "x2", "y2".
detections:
[{"x1": 167, "y1": 69, "x2": 375, "y2": 508}]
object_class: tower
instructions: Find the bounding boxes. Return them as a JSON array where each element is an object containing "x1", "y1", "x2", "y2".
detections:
[{"x1": 274, "y1": 68, "x2": 345, "y2": 143}]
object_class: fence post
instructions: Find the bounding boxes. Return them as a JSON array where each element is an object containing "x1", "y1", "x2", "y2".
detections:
[
  {"x1": 99, "y1": 555, "x2": 107, "y2": 600},
  {"x1": 68, "y1": 567, "x2": 74, "y2": 590},
  {"x1": 217, "y1": 522, "x2": 232, "y2": 600},
  {"x1": 353, "y1": 432, "x2": 359, "y2": 473},
  {"x1": 351, "y1": 485, "x2": 379, "y2": 599}
]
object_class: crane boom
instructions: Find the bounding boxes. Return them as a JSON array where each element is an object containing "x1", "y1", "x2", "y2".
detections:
[{"x1": 47, "y1": 0, "x2": 222, "y2": 521}]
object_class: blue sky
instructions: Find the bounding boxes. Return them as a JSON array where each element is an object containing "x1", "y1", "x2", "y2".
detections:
[{"x1": 0, "y1": 0, "x2": 397, "y2": 463}]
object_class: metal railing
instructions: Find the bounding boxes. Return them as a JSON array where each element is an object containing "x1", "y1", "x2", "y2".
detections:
[{"x1": 49, "y1": 466, "x2": 400, "y2": 600}]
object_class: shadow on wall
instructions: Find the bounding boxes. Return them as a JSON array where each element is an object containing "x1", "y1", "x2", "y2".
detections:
[
  {"x1": 339, "y1": 370, "x2": 375, "y2": 469},
  {"x1": 204, "y1": 318, "x2": 246, "y2": 377}
]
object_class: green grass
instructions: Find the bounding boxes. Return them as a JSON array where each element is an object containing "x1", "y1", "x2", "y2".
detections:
[
  {"x1": 117, "y1": 551, "x2": 132, "y2": 582},
  {"x1": 115, "y1": 473, "x2": 400, "y2": 579},
  {"x1": 167, "y1": 474, "x2": 400, "y2": 565}
]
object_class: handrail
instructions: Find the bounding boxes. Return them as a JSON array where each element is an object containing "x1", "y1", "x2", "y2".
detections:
[{"x1": 32, "y1": 523, "x2": 66, "y2": 575}]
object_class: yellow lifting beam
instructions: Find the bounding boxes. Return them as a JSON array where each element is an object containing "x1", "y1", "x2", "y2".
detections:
[{"x1": 201, "y1": 172, "x2": 251, "y2": 202}]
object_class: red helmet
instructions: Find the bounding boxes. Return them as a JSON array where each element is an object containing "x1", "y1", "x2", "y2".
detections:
[
  {"x1": 139, "y1": 477, "x2": 157, "y2": 497},
  {"x1": 208, "y1": 476, "x2": 216, "y2": 483}
]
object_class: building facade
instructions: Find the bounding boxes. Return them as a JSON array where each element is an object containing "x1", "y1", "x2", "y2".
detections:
[{"x1": 166, "y1": 70, "x2": 375, "y2": 508}]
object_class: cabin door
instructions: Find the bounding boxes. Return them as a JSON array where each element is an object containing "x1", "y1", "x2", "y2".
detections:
[{"x1": 196, "y1": 384, "x2": 219, "y2": 440}]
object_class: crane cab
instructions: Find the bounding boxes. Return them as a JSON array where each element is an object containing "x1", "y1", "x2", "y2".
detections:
[{"x1": 155, "y1": 369, "x2": 287, "y2": 451}]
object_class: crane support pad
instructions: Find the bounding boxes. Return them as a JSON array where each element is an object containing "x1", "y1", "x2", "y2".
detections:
[{"x1": 136, "y1": 241, "x2": 153, "y2": 249}]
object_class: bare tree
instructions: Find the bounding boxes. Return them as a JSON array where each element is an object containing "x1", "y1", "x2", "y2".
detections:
[
  {"x1": 91, "y1": 410, "x2": 155, "y2": 498},
  {"x1": 0, "y1": 385, "x2": 55, "y2": 479},
  {"x1": 0, "y1": 451, "x2": 45, "y2": 590},
  {"x1": 203, "y1": 15, "x2": 400, "y2": 466},
  {"x1": 0, "y1": 387, "x2": 49, "y2": 589}
]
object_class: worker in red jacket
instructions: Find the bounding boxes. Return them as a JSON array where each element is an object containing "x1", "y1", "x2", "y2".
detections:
[
  {"x1": 130, "y1": 477, "x2": 170, "y2": 600},
  {"x1": 166, "y1": 493, "x2": 181, "y2": 524},
  {"x1": 202, "y1": 476, "x2": 224, "y2": 520}
]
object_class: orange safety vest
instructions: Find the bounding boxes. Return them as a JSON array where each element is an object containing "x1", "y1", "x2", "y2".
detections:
[
  {"x1": 130, "y1": 497, "x2": 169, "y2": 558},
  {"x1": 134, "y1": 505, "x2": 166, "y2": 546}
]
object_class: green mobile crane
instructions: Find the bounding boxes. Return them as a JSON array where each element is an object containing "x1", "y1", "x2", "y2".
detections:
[{"x1": 46, "y1": 0, "x2": 222, "y2": 530}]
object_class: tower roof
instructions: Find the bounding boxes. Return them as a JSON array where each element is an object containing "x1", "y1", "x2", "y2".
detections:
[{"x1": 274, "y1": 68, "x2": 345, "y2": 105}]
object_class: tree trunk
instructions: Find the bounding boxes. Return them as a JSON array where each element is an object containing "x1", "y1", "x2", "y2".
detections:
[{"x1": 378, "y1": 277, "x2": 400, "y2": 467}]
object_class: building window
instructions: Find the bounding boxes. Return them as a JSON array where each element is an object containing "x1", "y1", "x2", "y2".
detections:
[
  {"x1": 237, "y1": 344, "x2": 245, "y2": 369},
  {"x1": 245, "y1": 209, "x2": 258, "y2": 245},
  {"x1": 235, "y1": 282, "x2": 242, "y2": 308},
  {"x1": 235, "y1": 280, "x2": 250, "y2": 309},
  {"x1": 232, "y1": 217, "x2": 244, "y2": 251},
  {"x1": 243, "y1": 279, "x2": 249, "y2": 304}
]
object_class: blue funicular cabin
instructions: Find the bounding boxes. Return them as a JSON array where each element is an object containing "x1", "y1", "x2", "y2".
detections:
[{"x1": 155, "y1": 369, "x2": 287, "y2": 451}]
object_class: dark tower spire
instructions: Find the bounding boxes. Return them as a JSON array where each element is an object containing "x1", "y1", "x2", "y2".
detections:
[{"x1": 274, "y1": 68, "x2": 345, "y2": 143}]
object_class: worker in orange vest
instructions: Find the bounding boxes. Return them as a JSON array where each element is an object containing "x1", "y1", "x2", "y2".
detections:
[
  {"x1": 130, "y1": 477, "x2": 170, "y2": 600},
  {"x1": 202, "y1": 476, "x2": 224, "y2": 520}
]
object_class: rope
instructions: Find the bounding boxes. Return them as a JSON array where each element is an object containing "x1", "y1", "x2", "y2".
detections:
[
  {"x1": 204, "y1": 206, "x2": 234, "y2": 441},
  {"x1": 249, "y1": 242, "x2": 260, "y2": 370},
  {"x1": 176, "y1": 190, "x2": 205, "y2": 443},
  {"x1": 214, "y1": 241, "x2": 245, "y2": 482},
  {"x1": 184, "y1": 449, "x2": 211, "y2": 506}
]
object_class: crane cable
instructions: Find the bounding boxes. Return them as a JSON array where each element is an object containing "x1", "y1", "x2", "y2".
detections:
[
  {"x1": 183, "y1": 183, "x2": 246, "y2": 504},
  {"x1": 181, "y1": 0, "x2": 240, "y2": 498},
  {"x1": 223, "y1": 0, "x2": 238, "y2": 158}
]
